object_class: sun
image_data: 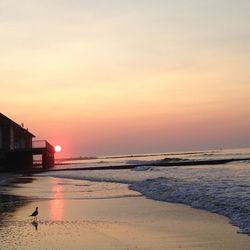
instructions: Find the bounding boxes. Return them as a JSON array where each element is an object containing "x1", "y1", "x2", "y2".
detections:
[{"x1": 54, "y1": 145, "x2": 62, "y2": 153}]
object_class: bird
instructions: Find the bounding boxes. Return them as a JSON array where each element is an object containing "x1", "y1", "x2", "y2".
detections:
[{"x1": 29, "y1": 207, "x2": 39, "y2": 218}]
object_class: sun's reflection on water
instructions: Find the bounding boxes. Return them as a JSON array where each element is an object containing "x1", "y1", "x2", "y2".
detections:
[{"x1": 50, "y1": 179, "x2": 64, "y2": 221}]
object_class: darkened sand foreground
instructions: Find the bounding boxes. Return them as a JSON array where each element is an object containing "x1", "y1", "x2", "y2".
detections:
[{"x1": 0, "y1": 176, "x2": 250, "y2": 249}]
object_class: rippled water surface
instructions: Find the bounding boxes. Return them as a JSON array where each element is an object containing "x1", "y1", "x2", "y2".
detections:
[{"x1": 38, "y1": 148, "x2": 250, "y2": 234}]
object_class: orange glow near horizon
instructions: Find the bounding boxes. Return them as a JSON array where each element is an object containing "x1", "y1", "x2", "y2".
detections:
[{"x1": 1, "y1": 2, "x2": 250, "y2": 156}]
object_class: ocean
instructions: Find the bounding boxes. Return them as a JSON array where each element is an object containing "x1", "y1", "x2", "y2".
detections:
[{"x1": 37, "y1": 147, "x2": 250, "y2": 235}]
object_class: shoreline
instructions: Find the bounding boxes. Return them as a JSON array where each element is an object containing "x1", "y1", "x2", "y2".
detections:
[
  {"x1": 19, "y1": 157, "x2": 250, "y2": 174},
  {"x1": 1, "y1": 176, "x2": 250, "y2": 249}
]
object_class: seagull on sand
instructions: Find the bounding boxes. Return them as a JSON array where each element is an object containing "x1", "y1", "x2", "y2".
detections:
[{"x1": 29, "y1": 207, "x2": 39, "y2": 219}]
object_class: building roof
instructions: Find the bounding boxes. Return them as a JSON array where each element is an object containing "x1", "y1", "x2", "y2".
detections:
[{"x1": 0, "y1": 113, "x2": 35, "y2": 137}]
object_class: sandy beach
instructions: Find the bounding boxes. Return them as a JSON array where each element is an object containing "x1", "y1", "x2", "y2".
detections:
[{"x1": 0, "y1": 176, "x2": 250, "y2": 250}]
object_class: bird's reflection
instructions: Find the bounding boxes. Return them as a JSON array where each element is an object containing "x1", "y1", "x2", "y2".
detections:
[{"x1": 31, "y1": 220, "x2": 38, "y2": 230}]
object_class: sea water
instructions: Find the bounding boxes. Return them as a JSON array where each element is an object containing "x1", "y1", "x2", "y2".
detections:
[{"x1": 38, "y1": 148, "x2": 250, "y2": 234}]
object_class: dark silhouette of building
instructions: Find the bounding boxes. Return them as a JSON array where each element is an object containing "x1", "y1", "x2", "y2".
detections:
[{"x1": 0, "y1": 113, "x2": 54, "y2": 171}]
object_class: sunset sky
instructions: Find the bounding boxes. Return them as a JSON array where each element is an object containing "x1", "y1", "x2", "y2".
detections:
[{"x1": 1, "y1": 1, "x2": 250, "y2": 157}]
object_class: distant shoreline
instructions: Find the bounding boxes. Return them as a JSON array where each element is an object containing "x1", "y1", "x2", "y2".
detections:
[
  {"x1": 34, "y1": 157, "x2": 250, "y2": 173},
  {"x1": 54, "y1": 150, "x2": 218, "y2": 162}
]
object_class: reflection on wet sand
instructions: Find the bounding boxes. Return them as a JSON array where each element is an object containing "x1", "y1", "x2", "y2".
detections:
[
  {"x1": 1, "y1": 176, "x2": 250, "y2": 250},
  {"x1": 31, "y1": 220, "x2": 38, "y2": 230},
  {"x1": 50, "y1": 179, "x2": 64, "y2": 221}
]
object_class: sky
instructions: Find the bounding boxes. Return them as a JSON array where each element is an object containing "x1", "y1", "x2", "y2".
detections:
[{"x1": 1, "y1": 0, "x2": 250, "y2": 157}]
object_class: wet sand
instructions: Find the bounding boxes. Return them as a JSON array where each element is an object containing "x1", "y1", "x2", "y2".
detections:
[{"x1": 0, "y1": 176, "x2": 250, "y2": 249}]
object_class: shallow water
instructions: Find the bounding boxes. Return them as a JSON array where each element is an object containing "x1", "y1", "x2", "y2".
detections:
[
  {"x1": 38, "y1": 148, "x2": 250, "y2": 234},
  {"x1": 1, "y1": 176, "x2": 250, "y2": 250}
]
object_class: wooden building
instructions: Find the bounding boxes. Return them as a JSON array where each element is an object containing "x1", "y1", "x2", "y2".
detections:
[{"x1": 0, "y1": 113, "x2": 54, "y2": 171}]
